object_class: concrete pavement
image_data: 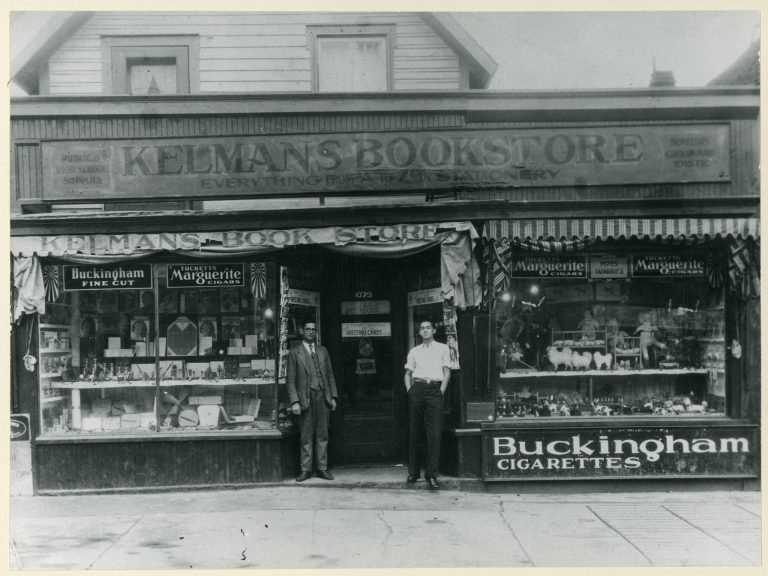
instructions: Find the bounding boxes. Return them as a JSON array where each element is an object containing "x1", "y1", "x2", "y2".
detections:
[{"x1": 10, "y1": 466, "x2": 762, "y2": 570}]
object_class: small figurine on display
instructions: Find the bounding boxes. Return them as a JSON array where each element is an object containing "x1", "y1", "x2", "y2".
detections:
[
  {"x1": 577, "y1": 308, "x2": 600, "y2": 340},
  {"x1": 634, "y1": 312, "x2": 658, "y2": 367}
]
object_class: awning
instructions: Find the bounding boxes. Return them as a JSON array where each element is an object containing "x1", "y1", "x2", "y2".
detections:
[
  {"x1": 11, "y1": 221, "x2": 482, "y2": 321},
  {"x1": 482, "y1": 217, "x2": 760, "y2": 302},
  {"x1": 484, "y1": 217, "x2": 760, "y2": 242}
]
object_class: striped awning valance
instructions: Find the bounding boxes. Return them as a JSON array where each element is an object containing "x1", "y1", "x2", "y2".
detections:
[{"x1": 485, "y1": 217, "x2": 760, "y2": 242}]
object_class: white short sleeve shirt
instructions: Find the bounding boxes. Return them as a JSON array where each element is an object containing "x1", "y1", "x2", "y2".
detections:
[{"x1": 404, "y1": 341, "x2": 451, "y2": 380}]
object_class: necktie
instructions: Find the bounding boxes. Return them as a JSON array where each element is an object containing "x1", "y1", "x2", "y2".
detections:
[{"x1": 310, "y1": 344, "x2": 316, "y2": 356}]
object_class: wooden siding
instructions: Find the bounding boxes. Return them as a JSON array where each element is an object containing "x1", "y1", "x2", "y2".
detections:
[
  {"x1": 45, "y1": 12, "x2": 461, "y2": 94},
  {"x1": 35, "y1": 435, "x2": 299, "y2": 490}
]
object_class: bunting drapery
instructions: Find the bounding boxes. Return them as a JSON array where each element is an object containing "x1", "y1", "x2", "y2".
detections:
[{"x1": 11, "y1": 221, "x2": 482, "y2": 320}]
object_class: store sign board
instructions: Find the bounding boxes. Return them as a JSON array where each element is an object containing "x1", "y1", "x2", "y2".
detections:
[
  {"x1": 341, "y1": 300, "x2": 391, "y2": 315},
  {"x1": 62, "y1": 264, "x2": 152, "y2": 290},
  {"x1": 342, "y1": 322, "x2": 392, "y2": 339},
  {"x1": 40, "y1": 124, "x2": 730, "y2": 200},
  {"x1": 483, "y1": 425, "x2": 758, "y2": 480},
  {"x1": 10, "y1": 414, "x2": 30, "y2": 442},
  {"x1": 510, "y1": 256, "x2": 588, "y2": 278},
  {"x1": 167, "y1": 264, "x2": 244, "y2": 287},
  {"x1": 589, "y1": 255, "x2": 629, "y2": 279},
  {"x1": 287, "y1": 289, "x2": 320, "y2": 307},
  {"x1": 632, "y1": 255, "x2": 706, "y2": 277},
  {"x1": 17, "y1": 223, "x2": 445, "y2": 256},
  {"x1": 407, "y1": 287, "x2": 444, "y2": 307}
]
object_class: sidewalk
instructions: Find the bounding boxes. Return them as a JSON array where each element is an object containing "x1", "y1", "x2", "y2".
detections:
[{"x1": 10, "y1": 466, "x2": 762, "y2": 570}]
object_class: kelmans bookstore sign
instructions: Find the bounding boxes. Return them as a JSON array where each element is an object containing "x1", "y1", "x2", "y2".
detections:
[
  {"x1": 483, "y1": 426, "x2": 758, "y2": 480},
  {"x1": 41, "y1": 124, "x2": 730, "y2": 200}
]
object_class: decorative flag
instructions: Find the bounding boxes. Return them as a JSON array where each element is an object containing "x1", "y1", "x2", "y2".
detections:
[
  {"x1": 42, "y1": 265, "x2": 60, "y2": 303},
  {"x1": 250, "y1": 262, "x2": 267, "y2": 300},
  {"x1": 728, "y1": 236, "x2": 760, "y2": 299}
]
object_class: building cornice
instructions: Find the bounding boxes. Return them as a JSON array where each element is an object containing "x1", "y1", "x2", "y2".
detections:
[
  {"x1": 10, "y1": 197, "x2": 760, "y2": 237},
  {"x1": 11, "y1": 88, "x2": 759, "y2": 121}
]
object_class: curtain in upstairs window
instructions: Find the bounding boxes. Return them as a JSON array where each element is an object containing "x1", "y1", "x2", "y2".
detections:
[{"x1": 128, "y1": 60, "x2": 177, "y2": 95}]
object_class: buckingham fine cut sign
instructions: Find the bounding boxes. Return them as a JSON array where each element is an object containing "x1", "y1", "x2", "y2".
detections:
[
  {"x1": 483, "y1": 425, "x2": 758, "y2": 480},
  {"x1": 167, "y1": 264, "x2": 244, "y2": 287},
  {"x1": 40, "y1": 124, "x2": 730, "y2": 200},
  {"x1": 63, "y1": 264, "x2": 152, "y2": 290},
  {"x1": 632, "y1": 255, "x2": 706, "y2": 277}
]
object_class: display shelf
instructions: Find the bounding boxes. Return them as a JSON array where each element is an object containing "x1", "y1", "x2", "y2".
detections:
[
  {"x1": 41, "y1": 395, "x2": 66, "y2": 404},
  {"x1": 41, "y1": 372, "x2": 68, "y2": 379},
  {"x1": 51, "y1": 378, "x2": 277, "y2": 389},
  {"x1": 40, "y1": 349, "x2": 72, "y2": 355},
  {"x1": 500, "y1": 368, "x2": 709, "y2": 379},
  {"x1": 39, "y1": 324, "x2": 71, "y2": 330},
  {"x1": 552, "y1": 330, "x2": 607, "y2": 350}
]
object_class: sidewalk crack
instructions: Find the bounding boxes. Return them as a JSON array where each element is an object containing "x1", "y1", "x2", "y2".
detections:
[
  {"x1": 497, "y1": 502, "x2": 534, "y2": 566},
  {"x1": 733, "y1": 502, "x2": 761, "y2": 518},
  {"x1": 377, "y1": 510, "x2": 394, "y2": 555},
  {"x1": 86, "y1": 514, "x2": 144, "y2": 569},
  {"x1": 660, "y1": 504, "x2": 754, "y2": 563},
  {"x1": 586, "y1": 505, "x2": 652, "y2": 565}
]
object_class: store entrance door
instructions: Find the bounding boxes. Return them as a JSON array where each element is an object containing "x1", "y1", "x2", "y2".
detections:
[{"x1": 329, "y1": 256, "x2": 408, "y2": 465}]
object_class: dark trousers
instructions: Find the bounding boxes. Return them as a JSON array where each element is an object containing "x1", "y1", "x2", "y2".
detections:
[
  {"x1": 408, "y1": 380, "x2": 443, "y2": 478},
  {"x1": 299, "y1": 388, "x2": 330, "y2": 472}
]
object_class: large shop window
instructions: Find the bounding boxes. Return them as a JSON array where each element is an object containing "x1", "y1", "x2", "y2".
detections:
[
  {"x1": 308, "y1": 25, "x2": 393, "y2": 92},
  {"x1": 38, "y1": 261, "x2": 282, "y2": 436},
  {"x1": 493, "y1": 250, "x2": 726, "y2": 419}
]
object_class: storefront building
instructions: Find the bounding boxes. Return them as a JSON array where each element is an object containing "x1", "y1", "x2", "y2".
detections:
[{"x1": 11, "y1": 12, "x2": 759, "y2": 492}]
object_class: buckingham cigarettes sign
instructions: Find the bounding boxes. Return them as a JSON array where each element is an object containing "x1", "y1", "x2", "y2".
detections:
[
  {"x1": 41, "y1": 124, "x2": 730, "y2": 200},
  {"x1": 483, "y1": 426, "x2": 758, "y2": 480}
]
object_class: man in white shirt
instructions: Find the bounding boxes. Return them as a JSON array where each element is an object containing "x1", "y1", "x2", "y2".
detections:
[{"x1": 404, "y1": 320, "x2": 451, "y2": 489}]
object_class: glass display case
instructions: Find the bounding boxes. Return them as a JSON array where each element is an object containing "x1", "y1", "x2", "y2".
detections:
[
  {"x1": 38, "y1": 261, "x2": 280, "y2": 435},
  {"x1": 493, "y1": 252, "x2": 726, "y2": 419}
]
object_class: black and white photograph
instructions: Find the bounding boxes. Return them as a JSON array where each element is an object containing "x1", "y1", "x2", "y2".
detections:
[{"x1": 8, "y1": 3, "x2": 761, "y2": 572}]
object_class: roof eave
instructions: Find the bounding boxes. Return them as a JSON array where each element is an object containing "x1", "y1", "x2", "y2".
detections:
[
  {"x1": 12, "y1": 12, "x2": 95, "y2": 94},
  {"x1": 419, "y1": 12, "x2": 498, "y2": 88}
]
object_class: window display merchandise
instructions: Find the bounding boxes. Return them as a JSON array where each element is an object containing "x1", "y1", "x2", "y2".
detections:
[
  {"x1": 38, "y1": 261, "x2": 281, "y2": 435},
  {"x1": 494, "y1": 251, "x2": 726, "y2": 419}
]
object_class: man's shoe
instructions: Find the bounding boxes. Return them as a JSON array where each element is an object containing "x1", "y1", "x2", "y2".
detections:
[
  {"x1": 316, "y1": 470, "x2": 334, "y2": 480},
  {"x1": 427, "y1": 477, "x2": 440, "y2": 490},
  {"x1": 406, "y1": 475, "x2": 419, "y2": 484},
  {"x1": 295, "y1": 471, "x2": 312, "y2": 482}
]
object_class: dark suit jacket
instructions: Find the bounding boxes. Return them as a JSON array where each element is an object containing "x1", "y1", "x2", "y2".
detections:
[{"x1": 286, "y1": 342, "x2": 338, "y2": 410}]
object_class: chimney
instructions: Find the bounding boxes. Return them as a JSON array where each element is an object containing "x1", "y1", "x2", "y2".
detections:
[{"x1": 650, "y1": 57, "x2": 676, "y2": 87}]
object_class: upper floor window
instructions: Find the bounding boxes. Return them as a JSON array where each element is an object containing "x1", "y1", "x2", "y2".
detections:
[
  {"x1": 308, "y1": 25, "x2": 394, "y2": 92},
  {"x1": 102, "y1": 36, "x2": 199, "y2": 95}
]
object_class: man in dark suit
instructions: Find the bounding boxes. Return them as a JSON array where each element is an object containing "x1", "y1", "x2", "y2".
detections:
[{"x1": 287, "y1": 319, "x2": 338, "y2": 481}]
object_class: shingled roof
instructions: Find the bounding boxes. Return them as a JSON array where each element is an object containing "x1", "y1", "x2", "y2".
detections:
[{"x1": 708, "y1": 39, "x2": 760, "y2": 86}]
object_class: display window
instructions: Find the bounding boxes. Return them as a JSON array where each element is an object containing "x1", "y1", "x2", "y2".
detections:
[
  {"x1": 493, "y1": 250, "x2": 726, "y2": 419},
  {"x1": 38, "y1": 260, "x2": 280, "y2": 435}
]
